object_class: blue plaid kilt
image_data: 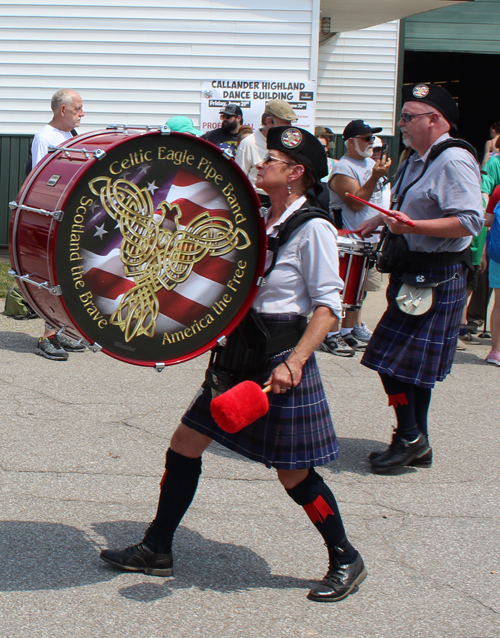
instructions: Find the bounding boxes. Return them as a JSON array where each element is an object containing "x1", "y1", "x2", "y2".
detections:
[
  {"x1": 361, "y1": 263, "x2": 466, "y2": 388},
  {"x1": 181, "y1": 352, "x2": 339, "y2": 470}
]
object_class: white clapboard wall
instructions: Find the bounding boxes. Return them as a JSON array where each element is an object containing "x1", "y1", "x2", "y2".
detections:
[
  {"x1": 0, "y1": 0, "x2": 319, "y2": 134},
  {"x1": 316, "y1": 21, "x2": 400, "y2": 136}
]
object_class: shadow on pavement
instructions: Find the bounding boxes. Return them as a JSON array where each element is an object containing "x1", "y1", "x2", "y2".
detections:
[
  {"x1": 0, "y1": 521, "x2": 114, "y2": 591},
  {"x1": 324, "y1": 437, "x2": 417, "y2": 477},
  {"x1": 453, "y1": 350, "x2": 493, "y2": 366},
  {"x1": 0, "y1": 331, "x2": 37, "y2": 353},
  {"x1": 0, "y1": 520, "x2": 313, "y2": 597},
  {"x1": 94, "y1": 522, "x2": 314, "y2": 601}
]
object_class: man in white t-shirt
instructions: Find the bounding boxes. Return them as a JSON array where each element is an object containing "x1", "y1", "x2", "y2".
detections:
[
  {"x1": 321, "y1": 120, "x2": 391, "y2": 356},
  {"x1": 235, "y1": 99, "x2": 297, "y2": 205},
  {"x1": 31, "y1": 89, "x2": 85, "y2": 166},
  {"x1": 32, "y1": 89, "x2": 87, "y2": 361}
]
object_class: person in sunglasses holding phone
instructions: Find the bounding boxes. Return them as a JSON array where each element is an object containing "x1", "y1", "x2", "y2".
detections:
[
  {"x1": 357, "y1": 83, "x2": 483, "y2": 473},
  {"x1": 323, "y1": 120, "x2": 392, "y2": 357}
]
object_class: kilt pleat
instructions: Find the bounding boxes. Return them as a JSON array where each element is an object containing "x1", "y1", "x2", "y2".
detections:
[
  {"x1": 181, "y1": 352, "x2": 339, "y2": 470},
  {"x1": 361, "y1": 264, "x2": 466, "y2": 388}
]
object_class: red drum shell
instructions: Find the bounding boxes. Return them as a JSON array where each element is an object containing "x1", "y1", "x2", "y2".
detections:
[
  {"x1": 10, "y1": 129, "x2": 266, "y2": 367},
  {"x1": 337, "y1": 236, "x2": 374, "y2": 309}
]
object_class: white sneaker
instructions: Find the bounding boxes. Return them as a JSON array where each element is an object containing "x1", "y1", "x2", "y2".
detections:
[{"x1": 352, "y1": 322, "x2": 372, "y2": 343}]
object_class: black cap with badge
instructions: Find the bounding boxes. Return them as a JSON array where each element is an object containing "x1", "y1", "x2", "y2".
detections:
[
  {"x1": 267, "y1": 126, "x2": 328, "y2": 182},
  {"x1": 402, "y1": 83, "x2": 459, "y2": 131},
  {"x1": 343, "y1": 119, "x2": 383, "y2": 140}
]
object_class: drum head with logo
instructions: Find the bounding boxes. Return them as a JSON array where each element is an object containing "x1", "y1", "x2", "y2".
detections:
[{"x1": 48, "y1": 130, "x2": 265, "y2": 366}]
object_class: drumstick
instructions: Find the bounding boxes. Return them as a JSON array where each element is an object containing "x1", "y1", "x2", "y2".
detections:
[{"x1": 345, "y1": 192, "x2": 416, "y2": 227}]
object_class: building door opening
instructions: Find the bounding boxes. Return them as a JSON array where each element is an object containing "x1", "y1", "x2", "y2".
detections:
[{"x1": 404, "y1": 50, "x2": 500, "y2": 162}]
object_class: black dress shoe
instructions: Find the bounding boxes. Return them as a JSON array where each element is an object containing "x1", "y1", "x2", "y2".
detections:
[
  {"x1": 370, "y1": 433, "x2": 430, "y2": 474},
  {"x1": 369, "y1": 447, "x2": 433, "y2": 468},
  {"x1": 307, "y1": 552, "x2": 367, "y2": 602},
  {"x1": 100, "y1": 542, "x2": 173, "y2": 576}
]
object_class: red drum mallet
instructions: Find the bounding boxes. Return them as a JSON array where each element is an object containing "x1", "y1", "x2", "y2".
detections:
[{"x1": 210, "y1": 382, "x2": 273, "y2": 433}]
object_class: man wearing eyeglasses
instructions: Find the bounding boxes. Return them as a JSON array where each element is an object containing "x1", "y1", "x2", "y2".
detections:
[
  {"x1": 202, "y1": 103, "x2": 243, "y2": 156},
  {"x1": 323, "y1": 120, "x2": 392, "y2": 355},
  {"x1": 357, "y1": 83, "x2": 483, "y2": 474}
]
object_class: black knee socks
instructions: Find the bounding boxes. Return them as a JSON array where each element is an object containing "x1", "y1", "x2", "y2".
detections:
[
  {"x1": 414, "y1": 386, "x2": 432, "y2": 438},
  {"x1": 379, "y1": 374, "x2": 431, "y2": 441},
  {"x1": 286, "y1": 469, "x2": 357, "y2": 564},
  {"x1": 145, "y1": 448, "x2": 202, "y2": 554}
]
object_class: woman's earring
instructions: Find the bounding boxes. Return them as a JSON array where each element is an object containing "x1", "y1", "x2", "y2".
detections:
[{"x1": 287, "y1": 183, "x2": 292, "y2": 196}]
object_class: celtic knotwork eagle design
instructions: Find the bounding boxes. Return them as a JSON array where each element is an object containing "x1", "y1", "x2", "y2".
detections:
[{"x1": 88, "y1": 176, "x2": 250, "y2": 342}]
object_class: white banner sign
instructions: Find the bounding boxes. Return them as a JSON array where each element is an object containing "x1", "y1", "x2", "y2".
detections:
[{"x1": 200, "y1": 80, "x2": 316, "y2": 135}]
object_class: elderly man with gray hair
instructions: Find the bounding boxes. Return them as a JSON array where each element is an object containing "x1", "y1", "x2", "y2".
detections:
[
  {"x1": 31, "y1": 89, "x2": 85, "y2": 167},
  {"x1": 31, "y1": 89, "x2": 87, "y2": 361}
]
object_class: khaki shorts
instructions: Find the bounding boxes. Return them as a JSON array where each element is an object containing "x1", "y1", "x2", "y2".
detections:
[{"x1": 365, "y1": 267, "x2": 383, "y2": 292}]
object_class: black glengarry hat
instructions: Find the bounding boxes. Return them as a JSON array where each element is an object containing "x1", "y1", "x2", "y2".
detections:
[
  {"x1": 402, "y1": 83, "x2": 458, "y2": 130},
  {"x1": 267, "y1": 126, "x2": 328, "y2": 182}
]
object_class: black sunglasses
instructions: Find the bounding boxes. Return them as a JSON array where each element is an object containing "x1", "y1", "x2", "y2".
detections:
[
  {"x1": 354, "y1": 135, "x2": 375, "y2": 143},
  {"x1": 399, "y1": 111, "x2": 438, "y2": 123}
]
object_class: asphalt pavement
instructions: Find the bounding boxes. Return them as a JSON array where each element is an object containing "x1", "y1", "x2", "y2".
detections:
[{"x1": 0, "y1": 284, "x2": 498, "y2": 638}]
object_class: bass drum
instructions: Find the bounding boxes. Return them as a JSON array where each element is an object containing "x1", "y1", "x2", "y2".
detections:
[{"x1": 10, "y1": 127, "x2": 266, "y2": 368}]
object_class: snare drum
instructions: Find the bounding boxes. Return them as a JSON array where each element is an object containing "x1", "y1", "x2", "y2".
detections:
[
  {"x1": 9, "y1": 127, "x2": 266, "y2": 368},
  {"x1": 337, "y1": 236, "x2": 374, "y2": 309}
]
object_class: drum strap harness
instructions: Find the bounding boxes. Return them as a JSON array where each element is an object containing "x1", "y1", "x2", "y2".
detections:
[
  {"x1": 206, "y1": 204, "x2": 334, "y2": 394},
  {"x1": 377, "y1": 138, "x2": 476, "y2": 275}
]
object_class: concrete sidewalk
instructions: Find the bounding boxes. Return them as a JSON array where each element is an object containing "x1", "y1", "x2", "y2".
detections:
[{"x1": 0, "y1": 288, "x2": 498, "y2": 638}]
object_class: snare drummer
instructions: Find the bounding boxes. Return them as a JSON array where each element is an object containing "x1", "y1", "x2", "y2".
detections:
[
  {"x1": 358, "y1": 84, "x2": 483, "y2": 473},
  {"x1": 31, "y1": 89, "x2": 87, "y2": 361},
  {"x1": 323, "y1": 120, "x2": 392, "y2": 356}
]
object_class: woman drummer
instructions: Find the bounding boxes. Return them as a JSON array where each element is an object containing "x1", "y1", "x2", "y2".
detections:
[{"x1": 100, "y1": 127, "x2": 367, "y2": 603}]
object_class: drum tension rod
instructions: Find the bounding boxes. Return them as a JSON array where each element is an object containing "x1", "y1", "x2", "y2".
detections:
[
  {"x1": 55, "y1": 326, "x2": 85, "y2": 346},
  {"x1": 105, "y1": 124, "x2": 170, "y2": 135},
  {"x1": 8, "y1": 270, "x2": 62, "y2": 296},
  {"x1": 155, "y1": 363, "x2": 166, "y2": 372},
  {"x1": 48, "y1": 145, "x2": 106, "y2": 160},
  {"x1": 9, "y1": 201, "x2": 64, "y2": 222}
]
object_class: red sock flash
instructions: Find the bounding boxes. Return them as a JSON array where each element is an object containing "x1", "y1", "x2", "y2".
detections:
[
  {"x1": 303, "y1": 495, "x2": 334, "y2": 524},
  {"x1": 388, "y1": 392, "x2": 408, "y2": 408}
]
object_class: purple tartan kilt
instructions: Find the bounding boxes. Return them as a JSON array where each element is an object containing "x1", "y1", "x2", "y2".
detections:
[
  {"x1": 361, "y1": 263, "x2": 466, "y2": 388},
  {"x1": 181, "y1": 353, "x2": 339, "y2": 470}
]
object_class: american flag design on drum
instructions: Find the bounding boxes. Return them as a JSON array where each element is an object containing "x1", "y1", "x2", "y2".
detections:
[{"x1": 53, "y1": 131, "x2": 265, "y2": 366}]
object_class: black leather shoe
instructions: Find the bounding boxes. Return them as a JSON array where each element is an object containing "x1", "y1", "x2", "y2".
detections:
[
  {"x1": 100, "y1": 542, "x2": 173, "y2": 576},
  {"x1": 369, "y1": 447, "x2": 433, "y2": 468},
  {"x1": 370, "y1": 433, "x2": 430, "y2": 474},
  {"x1": 368, "y1": 429, "x2": 399, "y2": 462},
  {"x1": 307, "y1": 551, "x2": 367, "y2": 602}
]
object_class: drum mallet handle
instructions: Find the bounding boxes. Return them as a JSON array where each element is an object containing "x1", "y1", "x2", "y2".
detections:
[{"x1": 345, "y1": 193, "x2": 416, "y2": 227}]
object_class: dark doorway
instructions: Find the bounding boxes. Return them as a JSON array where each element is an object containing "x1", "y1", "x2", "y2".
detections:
[{"x1": 404, "y1": 50, "x2": 500, "y2": 162}]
